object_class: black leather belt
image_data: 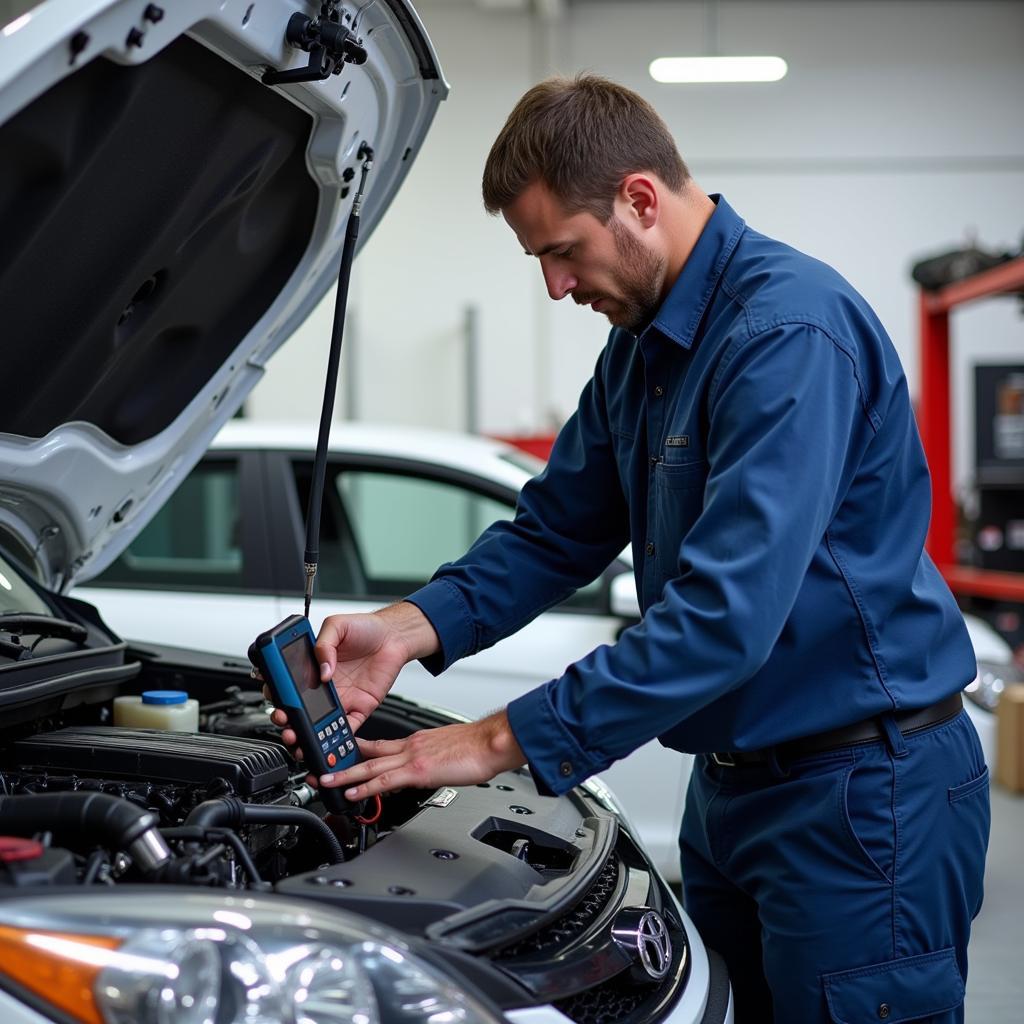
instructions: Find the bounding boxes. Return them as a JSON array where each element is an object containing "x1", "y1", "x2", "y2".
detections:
[{"x1": 709, "y1": 692, "x2": 964, "y2": 768}]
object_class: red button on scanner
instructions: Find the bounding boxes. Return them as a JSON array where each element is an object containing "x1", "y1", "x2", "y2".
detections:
[{"x1": 327, "y1": 753, "x2": 337, "y2": 767}]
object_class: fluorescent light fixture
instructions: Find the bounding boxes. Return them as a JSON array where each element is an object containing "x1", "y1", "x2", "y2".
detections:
[{"x1": 649, "y1": 56, "x2": 788, "y2": 84}]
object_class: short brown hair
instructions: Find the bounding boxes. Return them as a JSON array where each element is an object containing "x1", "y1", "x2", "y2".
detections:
[{"x1": 482, "y1": 74, "x2": 689, "y2": 222}]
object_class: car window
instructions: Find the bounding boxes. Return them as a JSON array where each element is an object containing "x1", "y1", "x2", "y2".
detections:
[
  {"x1": 335, "y1": 470, "x2": 512, "y2": 596},
  {"x1": 91, "y1": 461, "x2": 245, "y2": 591},
  {"x1": 295, "y1": 462, "x2": 605, "y2": 611}
]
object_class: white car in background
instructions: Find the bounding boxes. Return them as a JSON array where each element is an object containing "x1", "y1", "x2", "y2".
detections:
[{"x1": 76, "y1": 419, "x2": 689, "y2": 882}]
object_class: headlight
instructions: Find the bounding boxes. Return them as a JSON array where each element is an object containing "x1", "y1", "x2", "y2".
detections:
[
  {"x1": 966, "y1": 659, "x2": 1024, "y2": 712},
  {"x1": 0, "y1": 893, "x2": 503, "y2": 1024}
]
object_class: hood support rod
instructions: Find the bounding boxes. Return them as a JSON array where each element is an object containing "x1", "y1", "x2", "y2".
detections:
[{"x1": 304, "y1": 144, "x2": 375, "y2": 618}]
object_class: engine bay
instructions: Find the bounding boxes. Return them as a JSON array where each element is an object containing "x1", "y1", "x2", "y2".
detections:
[
  {"x1": 0, "y1": 640, "x2": 618, "y2": 946},
  {"x1": 0, "y1": 595, "x2": 690, "y2": 1024}
]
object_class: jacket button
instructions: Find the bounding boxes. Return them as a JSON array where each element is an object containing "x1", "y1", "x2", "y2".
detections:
[
  {"x1": 878, "y1": 1005, "x2": 890, "y2": 1020},
  {"x1": 649, "y1": 455, "x2": 660, "y2": 467},
  {"x1": 654, "y1": 385, "x2": 665, "y2": 397},
  {"x1": 646, "y1": 542, "x2": 655, "y2": 556},
  {"x1": 559, "y1": 761, "x2": 572, "y2": 777}
]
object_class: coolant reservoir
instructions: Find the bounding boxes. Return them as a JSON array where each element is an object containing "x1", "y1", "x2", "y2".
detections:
[{"x1": 113, "y1": 690, "x2": 199, "y2": 731}]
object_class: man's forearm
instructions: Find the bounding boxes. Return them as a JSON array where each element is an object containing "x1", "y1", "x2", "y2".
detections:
[
  {"x1": 375, "y1": 601, "x2": 442, "y2": 662},
  {"x1": 481, "y1": 707, "x2": 527, "y2": 766}
]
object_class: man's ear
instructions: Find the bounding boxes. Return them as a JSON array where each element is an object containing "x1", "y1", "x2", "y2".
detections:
[{"x1": 618, "y1": 174, "x2": 659, "y2": 228}]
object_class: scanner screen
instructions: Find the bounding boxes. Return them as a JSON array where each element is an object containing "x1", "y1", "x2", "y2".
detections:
[{"x1": 282, "y1": 635, "x2": 335, "y2": 723}]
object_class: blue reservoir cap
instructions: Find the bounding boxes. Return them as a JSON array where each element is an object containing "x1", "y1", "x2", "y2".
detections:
[{"x1": 141, "y1": 690, "x2": 189, "y2": 705}]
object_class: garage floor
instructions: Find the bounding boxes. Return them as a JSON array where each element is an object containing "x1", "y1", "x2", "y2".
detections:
[{"x1": 966, "y1": 784, "x2": 1024, "y2": 1022}]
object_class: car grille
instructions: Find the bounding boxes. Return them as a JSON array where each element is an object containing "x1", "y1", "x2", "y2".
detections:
[
  {"x1": 554, "y1": 975, "x2": 653, "y2": 1024},
  {"x1": 551, "y1": 906, "x2": 688, "y2": 1024},
  {"x1": 492, "y1": 852, "x2": 621, "y2": 960},
  {"x1": 486, "y1": 831, "x2": 691, "y2": 1024}
]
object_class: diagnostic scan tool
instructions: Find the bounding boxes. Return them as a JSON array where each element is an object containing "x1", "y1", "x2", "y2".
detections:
[{"x1": 249, "y1": 614, "x2": 360, "y2": 815}]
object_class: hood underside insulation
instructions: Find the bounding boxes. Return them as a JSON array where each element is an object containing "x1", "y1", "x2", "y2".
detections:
[{"x1": 0, "y1": 34, "x2": 318, "y2": 444}]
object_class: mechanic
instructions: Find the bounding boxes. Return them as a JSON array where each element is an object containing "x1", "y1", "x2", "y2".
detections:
[{"x1": 273, "y1": 75, "x2": 990, "y2": 1022}]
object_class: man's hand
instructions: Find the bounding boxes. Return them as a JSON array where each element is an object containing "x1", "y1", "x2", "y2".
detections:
[
  {"x1": 269, "y1": 602, "x2": 439, "y2": 745},
  {"x1": 318, "y1": 710, "x2": 527, "y2": 801}
]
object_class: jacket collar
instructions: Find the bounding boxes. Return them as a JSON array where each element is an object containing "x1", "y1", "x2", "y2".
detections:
[{"x1": 639, "y1": 194, "x2": 745, "y2": 349}]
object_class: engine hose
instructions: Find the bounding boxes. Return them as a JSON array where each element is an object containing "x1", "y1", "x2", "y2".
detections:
[
  {"x1": 185, "y1": 797, "x2": 345, "y2": 864},
  {"x1": 0, "y1": 792, "x2": 171, "y2": 874},
  {"x1": 160, "y1": 826, "x2": 265, "y2": 886}
]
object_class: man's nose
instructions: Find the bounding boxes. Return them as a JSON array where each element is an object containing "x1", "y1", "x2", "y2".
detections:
[{"x1": 541, "y1": 261, "x2": 577, "y2": 301}]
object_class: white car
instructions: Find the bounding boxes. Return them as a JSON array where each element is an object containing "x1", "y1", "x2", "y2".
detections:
[
  {"x1": 0, "y1": 1, "x2": 731, "y2": 1022},
  {"x1": 76, "y1": 420, "x2": 691, "y2": 884},
  {"x1": 962, "y1": 613, "x2": 1021, "y2": 770}
]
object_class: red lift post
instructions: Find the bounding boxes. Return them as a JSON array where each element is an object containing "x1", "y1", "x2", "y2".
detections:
[{"x1": 918, "y1": 255, "x2": 1024, "y2": 602}]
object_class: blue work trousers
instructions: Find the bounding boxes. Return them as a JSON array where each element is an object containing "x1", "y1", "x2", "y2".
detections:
[{"x1": 680, "y1": 710, "x2": 990, "y2": 1023}]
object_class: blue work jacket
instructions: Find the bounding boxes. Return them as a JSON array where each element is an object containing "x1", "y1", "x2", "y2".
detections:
[{"x1": 407, "y1": 195, "x2": 975, "y2": 796}]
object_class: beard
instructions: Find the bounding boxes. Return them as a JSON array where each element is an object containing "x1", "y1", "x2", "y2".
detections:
[{"x1": 602, "y1": 219, "x2": 666, "y2": 333}]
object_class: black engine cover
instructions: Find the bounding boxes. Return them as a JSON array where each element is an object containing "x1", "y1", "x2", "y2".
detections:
[{"x1": 14, "y1": 726, "x2": 290, "y2": 796}]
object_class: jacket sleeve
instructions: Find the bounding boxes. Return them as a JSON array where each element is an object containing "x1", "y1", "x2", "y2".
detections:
[
  {"x1": 505, "y1": 322, "x2": 875, "y2": 794},
  {"x1": 405, "y1": 344, "x2": 631, "y2": 675}
]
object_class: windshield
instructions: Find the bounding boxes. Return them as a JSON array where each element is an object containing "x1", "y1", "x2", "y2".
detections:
[{"x1": 0, "y1": 548, "x2": 52, "y2": 616}]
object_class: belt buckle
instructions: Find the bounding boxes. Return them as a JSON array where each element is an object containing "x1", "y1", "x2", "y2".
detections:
[{"x1": 711, "y1": 751, "x2": 736, "y2": 767}]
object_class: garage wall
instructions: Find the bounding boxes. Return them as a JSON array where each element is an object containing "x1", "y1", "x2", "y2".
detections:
[{"x1": 247, "y1": 0, "x2": 1024, "y2": 491}]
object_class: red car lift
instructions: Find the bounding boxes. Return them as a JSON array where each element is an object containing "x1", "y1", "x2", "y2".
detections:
[{"x1": 918, "y1": 255, "x2": 1024, "y2": 602}]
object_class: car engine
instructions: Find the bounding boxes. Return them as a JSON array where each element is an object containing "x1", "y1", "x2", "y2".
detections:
[{"x1": 0, "y1": 681, "x2": 411, "y2": 889}]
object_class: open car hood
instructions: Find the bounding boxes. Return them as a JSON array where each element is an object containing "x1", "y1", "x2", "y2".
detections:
[{"x1": 0, "y1": 0, "x2": 446, "y2": 591}]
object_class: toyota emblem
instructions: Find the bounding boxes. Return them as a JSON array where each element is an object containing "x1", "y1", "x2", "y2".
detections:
[{"x1": 612, "y1": 907, "x2": 673, "y2": 981}]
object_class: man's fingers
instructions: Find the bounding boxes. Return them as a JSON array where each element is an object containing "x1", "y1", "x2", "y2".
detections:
[
  {"x1": 270, "y1": 708, "x2": 289, "y2": 727},
  {"x1": 319, "y1": 751, "x2": 410, "y2": 800},
  {"x1": 314, "y1": 618, "x2": 346, "y2": 680},
  {"x1": 355, "y1": 736, "x2": 405, "y2": 757},
  {"x1": 320, "y1": 717, "x2": 525, "y2": 802},
  {"x1": 320, "y1": 751, "x2": 405, "y2": 788}
]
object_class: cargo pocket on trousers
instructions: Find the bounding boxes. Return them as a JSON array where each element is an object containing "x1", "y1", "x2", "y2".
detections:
[{"x1": 822, "y1": 947, "x2": 964, "y2": 1023}]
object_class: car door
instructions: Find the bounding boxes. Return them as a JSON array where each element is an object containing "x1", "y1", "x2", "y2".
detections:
[
  {"x1": 73, "y1": 452, "x2": 286, "y2": 657},
  {"x1": 271, "y1": 450, "x2": 690, "y2": 880}
]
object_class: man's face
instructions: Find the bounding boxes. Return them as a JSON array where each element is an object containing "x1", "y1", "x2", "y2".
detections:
[{"x1": 503, "y1": 181, "x2": 666, "y2": 333}]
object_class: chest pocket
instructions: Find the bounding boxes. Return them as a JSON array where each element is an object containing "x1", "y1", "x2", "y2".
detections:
[{"x1": 653, "y1": 458, "x2": 708, "y2": 581}]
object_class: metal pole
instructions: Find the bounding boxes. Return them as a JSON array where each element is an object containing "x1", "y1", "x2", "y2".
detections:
[{"x1": 464, "y1": 304, "x2": 480, "y2": 435}]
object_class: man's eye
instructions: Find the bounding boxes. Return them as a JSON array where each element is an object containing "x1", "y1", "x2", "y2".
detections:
[{"x1": 557, "y1": 247, "x2": 575, "y2": 259}]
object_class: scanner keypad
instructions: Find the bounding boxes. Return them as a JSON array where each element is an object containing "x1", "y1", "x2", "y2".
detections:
[{"x1": 319, "y1": 713, "x2": 354, "y2": 763}]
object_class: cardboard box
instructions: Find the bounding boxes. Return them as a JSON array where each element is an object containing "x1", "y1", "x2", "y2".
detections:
[{"x1": 996, "y1": 683, "x2": 1024, "y2": 792}]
